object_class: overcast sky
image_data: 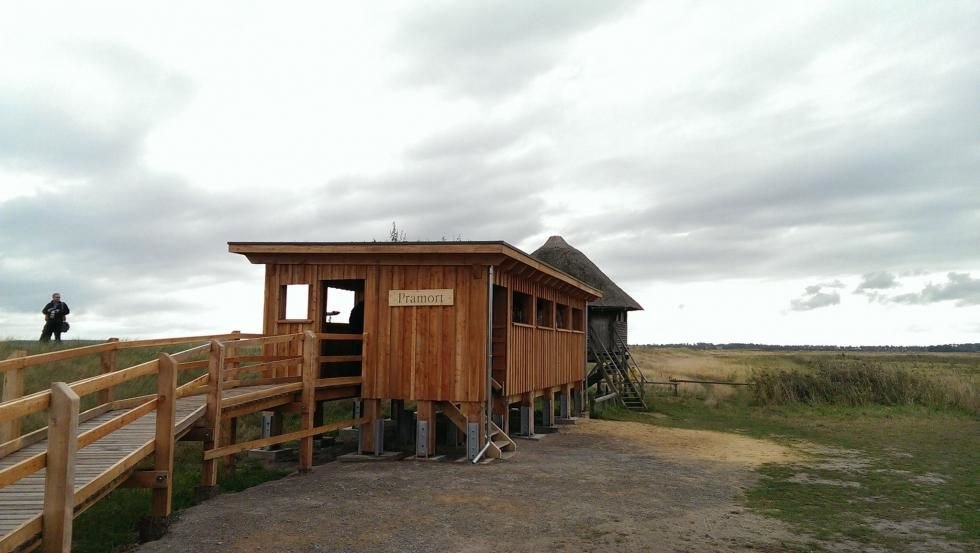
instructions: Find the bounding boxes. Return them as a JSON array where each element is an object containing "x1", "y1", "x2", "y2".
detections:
[{"x1": 1, "y1": 1, "x2": 978, "y2": 345}]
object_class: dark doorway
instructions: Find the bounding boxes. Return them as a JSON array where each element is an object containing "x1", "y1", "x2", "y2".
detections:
[{"x1": 320, "y1": 279, "x2": 365, "y2": 377}]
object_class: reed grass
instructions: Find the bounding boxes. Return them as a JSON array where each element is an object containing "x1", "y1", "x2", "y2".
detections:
[{"x1": 750, "y1": 358, "x2": 978, "y2": 412}]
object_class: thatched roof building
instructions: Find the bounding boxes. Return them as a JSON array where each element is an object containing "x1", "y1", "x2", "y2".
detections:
[{"x1": 530, "y1": 236, "x2": 642, "y2": 311}]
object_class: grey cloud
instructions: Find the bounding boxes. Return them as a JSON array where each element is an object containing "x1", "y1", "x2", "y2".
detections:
[
  {"x1": 890, "y1": 272, "x2": 980, "y2": 307},
  {"x1": 0, "y1": 42, "x2": 191, "y2": 177},
  {"x1": 855, "y1": 271, "x2": 899, "y2": 292},
  {"x1": 790, "y1": 290, "x2": 841, "y2": 312},
  {"x1": 394, "y1": 0, "x2": 638, "y2": 98}
]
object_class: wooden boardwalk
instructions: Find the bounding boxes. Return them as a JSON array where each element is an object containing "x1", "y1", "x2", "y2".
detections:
[{"x1": 0, "y1": 386, "x2": 274, "y2": 550}]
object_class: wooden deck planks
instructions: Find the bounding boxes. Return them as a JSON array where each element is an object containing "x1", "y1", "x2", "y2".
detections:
[{"x1": 0, "y1": 384, "x2": 280, "y2": 541}]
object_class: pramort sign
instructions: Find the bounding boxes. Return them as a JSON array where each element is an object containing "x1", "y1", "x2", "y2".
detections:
[{"x1": 388, "y1": 289, "x2": 454, "y2": 307}]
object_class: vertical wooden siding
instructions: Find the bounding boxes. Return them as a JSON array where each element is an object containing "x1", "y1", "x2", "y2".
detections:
[
  {"x1": 495, "y1": 271, "x2": 586, "y2": 396},
  {"x1": 262, "y1": 263, "x2": 487, "y2": 403}
]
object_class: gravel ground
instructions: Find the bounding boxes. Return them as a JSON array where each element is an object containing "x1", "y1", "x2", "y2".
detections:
[{"x1": 137, "y1": 418, "x2": 803, "y2": 553}]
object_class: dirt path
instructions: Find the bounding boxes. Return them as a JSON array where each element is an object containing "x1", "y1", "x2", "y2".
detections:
[{"x1": 137, "y1": 419, "x2": 804, "y2": 553}]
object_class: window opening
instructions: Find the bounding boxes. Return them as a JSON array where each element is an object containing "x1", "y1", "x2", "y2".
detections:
[
  {"x1": 536, "y1": 298, "x2": 554, "y2": 327},
  {"x1": 556, "y1": 304, "x2": 570, "y2": 330},
  {"x1": 571, "y1": 308, "x2": 584, "y2": 331},
  {"x1": 281, "y1": 284, "x2": 310, "y2": 320},
  {"x1": 512, "y1": 291, "x2": 531, "y2": 324}
]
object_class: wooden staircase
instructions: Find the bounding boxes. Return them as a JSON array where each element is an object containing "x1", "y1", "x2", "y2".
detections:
[
  {"x1": 485, "y1": 421, "x2": 516, "y2": 460},
  {"x1": 588, "y1": 329, "x2": 647, "y2": 410}
]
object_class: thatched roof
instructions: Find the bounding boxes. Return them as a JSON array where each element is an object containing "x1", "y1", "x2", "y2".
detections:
[{"x1": 530, "y1": 236, "x2": 643, "y2": 311}]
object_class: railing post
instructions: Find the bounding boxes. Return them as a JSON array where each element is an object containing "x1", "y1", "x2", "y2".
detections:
[
  {"x1": 152, "y1": 353, "x2": 177, "y2": 517},
  {"x1": 299, "y1": 331, "x2": 317, "y2": 471},
  {"x1": 98, "y1": 338, "x2": 119, "y2": 406},
  {"x1": 200, "y1": 341, "x2": 225, "y2": 488},
  {"x1": 43, "y1": 382, "x2": 79, "y2": 553},
  {"x1": 0, "y1": 350, "x2": 27, "y2": 443}
]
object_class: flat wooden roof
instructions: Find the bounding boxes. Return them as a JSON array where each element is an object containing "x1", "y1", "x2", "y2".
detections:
[{"x1": 228, "y1": 241, "x2": 602, "y2": 300}]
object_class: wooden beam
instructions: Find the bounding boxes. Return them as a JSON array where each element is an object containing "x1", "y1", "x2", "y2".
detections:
[
  {"x1": 299, "y1": 331, "x2": 316, "y2": 471},
  {"x1": 119, "y1": 470, "x2": 169, "y2": 489},
  {"x1": 201, "y1": 341, "x2": 225, "y2": 488},
  {"x1": 203, "y1": 417, "x2": 366, "y2": 460},
  {"x1": 152, "y1": 353, "x2": 178, "y2": 517},
  {"x1": 43, "y1": 382, "x2": 79, "y2": 553}
]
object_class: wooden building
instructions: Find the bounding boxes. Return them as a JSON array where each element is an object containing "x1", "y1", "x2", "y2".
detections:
[
  {"x1": 531, "y1": 236, "x2": 648, "y2": 409},
  {"x1": 229, "y1": 241, "x2": 601, "y2": 459}
]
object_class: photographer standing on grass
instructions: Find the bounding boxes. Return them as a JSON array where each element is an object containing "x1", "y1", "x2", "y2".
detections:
[{"x1": 40, "y1": 292, "x2": 70, "y2": 342}]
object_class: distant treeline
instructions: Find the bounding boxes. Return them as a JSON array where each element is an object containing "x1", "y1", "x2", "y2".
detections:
[{"x1": 640, "y1": 343, "x2": 980, "y2": 353}]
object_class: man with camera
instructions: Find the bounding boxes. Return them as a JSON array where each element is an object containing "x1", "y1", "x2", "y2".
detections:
[{"x1": 40, "y1": 292, "x2": 70, "y2": 342}]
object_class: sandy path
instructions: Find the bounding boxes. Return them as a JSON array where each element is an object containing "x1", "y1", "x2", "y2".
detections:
[{"x1": 137, "y1": 418, "x2": 805, "y2": 553}]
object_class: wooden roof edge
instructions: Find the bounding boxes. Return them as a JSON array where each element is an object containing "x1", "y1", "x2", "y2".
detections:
[{"x1": 227, "y1": 241, "x2": 602, "y2": 300}]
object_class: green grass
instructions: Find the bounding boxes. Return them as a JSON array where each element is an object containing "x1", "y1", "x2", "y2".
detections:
[
  {"x1": 72, "y1": 443, "x2": 288, "y2": 553},
  {"x1": 596, "y1": 350, "x2": 980, "y2": 552}
]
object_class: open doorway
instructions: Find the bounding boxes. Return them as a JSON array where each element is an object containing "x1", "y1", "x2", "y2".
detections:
[{"x1": 320, "y1": 279, "x2": 365, "y2": 377}]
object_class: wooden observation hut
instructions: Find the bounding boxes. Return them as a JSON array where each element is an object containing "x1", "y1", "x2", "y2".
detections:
[
  {"x1": 530, "y1": 236, "x2": 647, "y2": 409},
  {"x1": 229, "y1": 241, "x2": 601, "y2": 460}
]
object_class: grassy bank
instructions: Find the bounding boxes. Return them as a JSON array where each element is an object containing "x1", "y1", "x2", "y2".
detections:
[{"x1": 598, "y1": 347, "x2": 980, "y2": 552}]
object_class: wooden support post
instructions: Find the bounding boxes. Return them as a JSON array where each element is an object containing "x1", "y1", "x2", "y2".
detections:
[
  {"x1": 152, "y1": 353, "x2": 177, "y2": 517},
  {"x1": 222, "y1": 418, "x2": 237, "y2": 472},
  {"x1": 520, "y1": 393, "x2": 535, "y2": 436},
  {"x1": 97, "y1": 338, "x2": 119, "y2": 406},
  {"x1": 43, "y1": 382, "x2": 79, "y2": 553},
  {"x1": 200, "y1": 341, "x2": 225, "y2": 488},
  {"x1": 574, "y1": 380, "x2": 585, "y2": 416},
  {"x1": 360, "y1": 398, "x2": 381, "y2": 454},
  {"x1": 299, "y1": 331, "x2": 317, "y2": 471},
  {"x1": 415, "y1": 400, "x2": 435, "y2": 457},
  {"x1": 541, "y1": 389, "x2": 556, "y2": 428},
  {"x1": 0, "y1": 350, "x2": 27, "y2": 443},
  {"x1": 560, "y1": 384, "x2": 571, "y2": 419}
]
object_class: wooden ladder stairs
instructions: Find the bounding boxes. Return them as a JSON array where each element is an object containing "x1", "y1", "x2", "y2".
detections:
[
  {"x1": 485, "y1": 421, "x2": 516, "y2": 460},
  {"x1": 588, "y1": 330, "x2": 647, "y2": 410}
]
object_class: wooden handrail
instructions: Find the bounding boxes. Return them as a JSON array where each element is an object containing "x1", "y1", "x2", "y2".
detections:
[{"x1": 0, "y1": 332, "x2": 250, "y2": 374}]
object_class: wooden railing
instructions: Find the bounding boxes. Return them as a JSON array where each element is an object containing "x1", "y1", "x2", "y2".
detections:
[
  {"x1": 199, "y1": 331, "x2": 366, "y2": 478},
  {"x1": 0, "y1": 330, "x2": 374, "y2": 552}
]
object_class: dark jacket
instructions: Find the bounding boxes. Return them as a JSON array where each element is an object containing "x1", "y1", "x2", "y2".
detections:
[{"x1": 42, "y1": 301, "x2": 70, "y2": 322}]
